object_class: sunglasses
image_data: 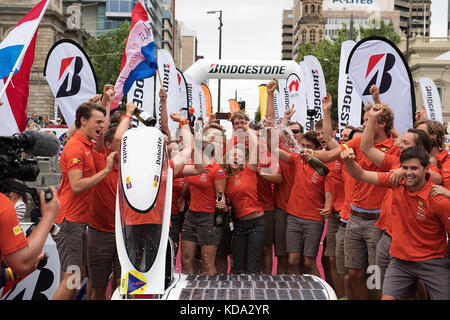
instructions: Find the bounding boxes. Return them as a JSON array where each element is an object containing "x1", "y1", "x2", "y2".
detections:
[{"x1": 291, "y1": 129, "x2": 301, "y2": 134}]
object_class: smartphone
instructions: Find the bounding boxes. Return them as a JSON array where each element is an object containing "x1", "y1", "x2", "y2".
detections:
[{"x1": 215, "y1": 112, "x2": 231, "y2": 120}]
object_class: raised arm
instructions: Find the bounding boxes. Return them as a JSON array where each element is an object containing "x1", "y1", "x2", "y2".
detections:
[
  {"x1": 321, "y1": 93, "x2": 340, "y2": 150},
  {"x1": 265, "y1": 78, "x2": 277, "y2": 121},
  {"x1": 360, "y1": 104, "x2": 387, "y2": 168},
  {"x1": 340, "y1": 147, "x2": 380, "y2": 186},
  {"x1": 170, "y1": 113, "x2": 193, "y2": 177},
  {"x1": 159, "y1": 89, "x2": 170, "y2": 137}
]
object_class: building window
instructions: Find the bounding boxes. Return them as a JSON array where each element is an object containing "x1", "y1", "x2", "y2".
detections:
[
  {"x1": 304, "y1": 5, "x2": 308, "y2": 14},
  {"x1": 319, "y1": 29, "x2": 322, "y2": 42},
  {"x1": 310, "y1": 29, "x2": 316, "y2": 44},
  {"x1": 311, "y1": 5, "x2": 315, "y2": 13},
  {"x1": 302, "y1": 29, "x2": 306, "y2": 43}
]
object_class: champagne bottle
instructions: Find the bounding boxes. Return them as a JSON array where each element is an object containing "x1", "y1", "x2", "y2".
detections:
[
  {"x1": 120, "y1": 104, "x2": 156, "y2": 127},
  {"x1": 214, "y1": 192, "x2": 224, "y2": 227},
  {"x1": 306, "y1": 155, "x2": 329, "y2": 177}
]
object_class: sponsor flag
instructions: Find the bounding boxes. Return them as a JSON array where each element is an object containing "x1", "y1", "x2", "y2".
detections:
[
  {"x1": 229, "y1": 99, "x2": 240, "y2": 115},
  {"x1": 303, "y1": 56, "x2": 327, "y2": 131},
  {"x1": 419, "y1": 77, "x2": 442, "y2": 123},
  {"x1": 175, "y1": 68, "x2": 189, "y2": 122},
  {"x1": 154, "y1": 49, "x2": 179, "y2": 133},
  {"x1": 0, "y1": 0, "x2": 50, "y2": 135},
  {"x1": 272, "y1": 79, "x2": 286, "y2": 123},
  {"x1": 259, "y1": 84, "x2": 268, "y2": 120},
  {"x1": 338, "y1": 40, "x2": 362, "y2": 136},
  {"x1": 286, "y1": 73, "x2": 308, "y2": 126},
  {"x1": 201, "y1": 83, "x2": 212, "y2": 119},
  {"x1": 44, "y1": 39, "x2": 97, "y2": 128},
  {"x1": 346, "y1": 36, "x2": 415, "y2": 134},
  {"x1": 183, "y1": 74, "x2": 205, "y2": 125},
  {"x1": 111, "y1": 0, "x2": 158, "y2": 110}
]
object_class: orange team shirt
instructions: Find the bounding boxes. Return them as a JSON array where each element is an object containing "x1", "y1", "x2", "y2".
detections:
[
  {"x1": 324, "y1": 157, "x2": 345, "y2": 212},
  {"x1": 340, "y1": 168, "x2": 355, "y2": 221},
  {"x1": 56, "y1": 131, "x2": 98, "y2": 224},
  {"x1": 286, "y1": 153, "x2": 328, "y2": 222},
  {"x1": 377, "y1": 152, "x2": 440, "y2": 236},
  {"x1": 436, "y1": 149, "x2": 450, "y2": 189},
  {"x1": 340, "y1": 135, "x2": 400, "y2": 210},
  {"x1": 172, "y1": 176, "x2": 187, "y2": 215},
  {"x1": 225, "y1": 165, "x2": 264, "y2": 219},
  {"x1": 273, "y1": 142, "x2": 295, "y2": 211},
  {"x1": 377, "y1": 172, "x2": 450, "y2": 261},
  {"x1": 0, "y1": 193, "x2": 28, "y2": 258},
  {"x1": 89, "y1": 150, "x2": 118, "y2": 233},
  {"x1": 257, "y1": 151, "x2": 280, "y2": 212},
  {"x1": 188, "y1": 161, "x2": 226, "y2": 212}
]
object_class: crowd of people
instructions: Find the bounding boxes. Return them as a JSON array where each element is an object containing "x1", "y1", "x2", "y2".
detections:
[{"x1": 1, "y1": 79, "x2": 449, "y2": 301}]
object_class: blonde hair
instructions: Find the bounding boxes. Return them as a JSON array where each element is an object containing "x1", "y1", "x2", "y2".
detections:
[{"x1": 363, "y1": 104, "x2": 394, "y2": 134}]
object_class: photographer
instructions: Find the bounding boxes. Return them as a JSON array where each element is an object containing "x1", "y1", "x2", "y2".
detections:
[{"x1": 0, "y1": 187, "x2": 59, "y2": 278}]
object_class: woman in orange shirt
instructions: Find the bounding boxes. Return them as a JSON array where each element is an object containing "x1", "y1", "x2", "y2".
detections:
[{"x1": 223, "y1": 125, "x2": 267, "y2": 274}]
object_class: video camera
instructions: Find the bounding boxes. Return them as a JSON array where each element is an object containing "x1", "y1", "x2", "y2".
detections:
[{"x1": 0, "y1": 130, "x2": 61, "y2": 239}]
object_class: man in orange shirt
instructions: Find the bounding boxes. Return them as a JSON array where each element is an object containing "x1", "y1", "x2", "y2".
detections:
[
  {"x1": 312, "y1": 104, "x2": 399, "y2": 300},
  {"x1": 341, "y1": 146, "x2": 450, "y2": 300},
  {"x1": 0, "y1": 188, "x2": 59, "y2": 278},
  {"x1": 52, "y1": 100, "x2": 116, "y2": 300}
]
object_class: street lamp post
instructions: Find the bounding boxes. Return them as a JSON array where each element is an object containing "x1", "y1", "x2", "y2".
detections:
[
  {"x1": 207, "y1": 10, "x2": 223, "y2": 113},
  {"x1": 440, "y1": 65, "x2": 449, "y2": 104}
]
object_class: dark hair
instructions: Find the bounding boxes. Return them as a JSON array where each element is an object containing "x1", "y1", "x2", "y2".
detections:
[
  {"x1": 399, "y1": 146, "x2": 430, "y2": 168},
  {"x1": 348, "y1": 126, "x2": 364, "y2": 140},
  {"x1": 301, "y1": 132, "x2": 321, "y2": 149},
  {"x1": 286, "y1": 121, "x2": 304, "y2": 133},
  {"x1": 110, "y1": 110, "x2": 126, "y2": 124},
  {"x1": 75, "y1": 102, "x2": 106, "y2": 129},
  {"x1": 414, "y1": 119, "x2": 446, "y2": 148},
  {"x1": 406, "y1": 128, "x2": 433, "y2": 153},
  {"x1": 315, "y1": 118, "x2": 337, "y2": 131},
  {"x1": 103, "y1": 123, "x2": 119, "y2": 145}
]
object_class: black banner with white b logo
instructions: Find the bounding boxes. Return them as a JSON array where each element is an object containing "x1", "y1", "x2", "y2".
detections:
[
  {"x1": 44, "y1": 39, "x2": 97, "y2": 127},
  {"x1": 346, "y1": 36, "x2": 416, "y2": 134}
]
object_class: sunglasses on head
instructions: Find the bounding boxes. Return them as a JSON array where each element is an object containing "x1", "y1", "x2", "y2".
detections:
[{"x1": 291, "y1": 129, "x2": 301, "y2": 134}]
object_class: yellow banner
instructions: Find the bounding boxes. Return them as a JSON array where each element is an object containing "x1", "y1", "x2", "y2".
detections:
[{"x1": 259, "y1": 84, "x2": 268, "y2": 120}]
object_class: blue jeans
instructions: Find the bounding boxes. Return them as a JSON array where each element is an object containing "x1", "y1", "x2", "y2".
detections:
[{"x1": 232, "y1": 215, "x2": 266, "y2": 274}]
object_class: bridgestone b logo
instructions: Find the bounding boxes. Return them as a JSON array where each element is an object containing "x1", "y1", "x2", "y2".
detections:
[
  {"x1": 363, "y1": 53, "x2": 395, "y2": 96},
  {"x1": 209, "y1": 64, "x2": 286, "y2": 75}
]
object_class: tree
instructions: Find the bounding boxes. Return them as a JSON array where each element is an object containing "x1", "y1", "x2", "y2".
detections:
[
  {"x1": 85, "y1": 21, "x2": 131, "y2": 92},
  {"x1": 295, "y1": 19, "x2": 401, "y2": 121}
]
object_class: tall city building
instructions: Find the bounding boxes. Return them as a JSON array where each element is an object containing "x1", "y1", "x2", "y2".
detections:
[
  {"x1": 180, "y1": 26, "x2": 198, "y2": 72},
  {"x1": 395, "y1": 0, "x2": 431, "y2": 37},
  {"x1": 323, "y1": 0, "x2": 400, "y2": 39},
  {"x1": 292, "y1": 0, "x2": 326, "y2": 61},
  {"x1": 281, "y1": 9, "x2": 294, "y2": 60}
]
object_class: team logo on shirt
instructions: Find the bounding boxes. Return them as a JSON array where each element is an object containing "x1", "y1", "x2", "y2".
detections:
[
  {"x1": 72, "y1": 158, "x2": 81, "y2": 164},
  {"x1": 13, "y1": 225, "x2": 22, "y2": 235},
  {"x1": 125, "y1": 176, "x2": 132, "y2": 189},
  {"x1": 415, "y1": 202, "x2": 428, "y2": 221}
]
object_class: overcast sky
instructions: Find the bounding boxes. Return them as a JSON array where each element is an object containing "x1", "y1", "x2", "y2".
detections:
[{"x1": 175, "y1": 0, "x2": 294, "y2": 122}]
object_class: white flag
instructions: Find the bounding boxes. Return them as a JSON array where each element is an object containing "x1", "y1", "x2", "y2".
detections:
[
  {"x1": 155, "y1": 49, "x2": 179, "y2": 134},
  {"x1": 338, "y1": 40, "x2": 362, "y2": 136},
  {"x1": 419, "y1": 77, "x2": 443, "y2": 123},
  {"x1": 303, "y1": 56, "x2": 327, "y2": 131},
  {"x1": 346, "y1": 37, "x2": 415, "y2": 134}
]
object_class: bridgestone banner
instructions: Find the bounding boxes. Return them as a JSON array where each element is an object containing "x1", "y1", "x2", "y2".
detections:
[
  {"x1": 155, "y1": 49, "x2": 179, "y2": 133},
  {"x1": 44, "y1": 39, "x2": 97, "y2": 127},
  {"x1": 286, "y1": 73, "x2": 308, "y2": 126},
  {"x1": 273, "y1": 79, "x2": 287, "y2": 123},
  {"x1": 419, "y1": 77, "x2": 443, "y2": 123},
  {"x1": 303, "y1": 56, "x2": 326, "y2": 131},
  {"x1": 175, "y1": 68, "x2": 189, "y2": 124},
  {"x1": 338, "y1": 40, "x2": 362, "y2": 136},
  {"x1": 183, "y1": 74, "x2": 206, "y2": 126},
  {"x1": 346, "y1": 36, "x2": 416, "y2": 134}
]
